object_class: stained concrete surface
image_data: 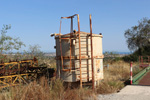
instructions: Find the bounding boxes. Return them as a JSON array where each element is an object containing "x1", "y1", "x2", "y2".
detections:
[{"x1": 98, "y1": 85, "x2": 150, "y2": 100}]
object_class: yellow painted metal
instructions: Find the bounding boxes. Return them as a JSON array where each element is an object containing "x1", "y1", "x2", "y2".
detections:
[
  {"x1": 0, "y1": 73, "x2": 36, "y2": 89},
  {"x1": 0, "y1": 58, "x2": 39, "y2": 89}
]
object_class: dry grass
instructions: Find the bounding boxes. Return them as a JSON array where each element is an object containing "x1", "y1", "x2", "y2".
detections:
[
  {"x1": 97, "y1": 60, "x2": 141, "y2": 94},
  {"x1": 0, "y1": 56, "x2": 142, "y2": 99},
  {"x1": 0, "y1": 77, "x2": 97, "y2": 100}
]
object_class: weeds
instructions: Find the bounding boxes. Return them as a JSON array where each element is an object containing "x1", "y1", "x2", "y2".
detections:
[
  {"x1": 0, "y1": 53, "x2": 142, "y2": 99},
  {"x1": 0, "y1": 77, "x2": 96, "y2": 100},
  {"x1": 97, "y1": 80, "x2": 124, "y2": 94},
  {"x1": 97, "y1": 60, "x2": 140, "y2": 94}
]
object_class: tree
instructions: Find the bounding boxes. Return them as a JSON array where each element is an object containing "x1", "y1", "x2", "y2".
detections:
[
  {"x1": 29, "y1": 44, "x2": 42, "y2": 57},
  {"x1": 0, "y1": 24, "x2": 25, "y2": 54},
  {"x1": 124, "y1": 18, "x2": 150, "y2": 54}
]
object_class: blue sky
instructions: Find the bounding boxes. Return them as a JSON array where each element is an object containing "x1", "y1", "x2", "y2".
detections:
[{"x1": 0, "y1": 0, "x2": 150, "y2": 52}]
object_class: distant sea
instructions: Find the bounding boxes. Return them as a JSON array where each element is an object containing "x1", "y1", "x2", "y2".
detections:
[
  {"x1": 113, "y1": 52, "x2": 131, "y2": 55},
  {"x1": 103, "y1": 51, "x2": 131, "y2": 55}
]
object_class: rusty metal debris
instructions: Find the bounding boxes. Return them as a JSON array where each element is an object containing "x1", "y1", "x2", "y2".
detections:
[{"x1": 0, "y1": 57, "x2": 46, "y2": 89}]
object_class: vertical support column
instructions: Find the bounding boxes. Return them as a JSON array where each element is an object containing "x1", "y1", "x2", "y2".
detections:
[
  {"x1": 69, "y1": 37, "x2": 72, "y2": 71},
  {"x1": 130, "y1": 62, "x2": 133, "y2": 85},
  {"x1": 89, "y1": 14, "x2": 95, "y2": 90},
  {"x1": 77, "y1": 14, "x2": 82, "y2": 88},
  {"x1": 141, "y1": 56, "x2": 143, "y2": 64},
  {"x1": 59, "y1": 20, "x2": 64, "y2": 71},
  {"x1": 71, "y1": 17, "x2": 73, "y2": 33},
  {"x1": 69, "y1": 34, "x2": 72, "y2": 71},
  {"x1": 18, "y1": 63, "x2": 21, "y2": 84},
  {"x1": 69, "y1": 17, "x2": 73, "y2": 71},
  {"x1": 139, "y1": 56, "x2": 140, "y2": 65},
  {"x1": 148, "y1": 56, "x2": 150, "y2": 64}
]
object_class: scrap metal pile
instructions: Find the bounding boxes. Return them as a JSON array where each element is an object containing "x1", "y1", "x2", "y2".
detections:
[{"x1": 0, "y1": 57, "x2": 47, "y2": 89}]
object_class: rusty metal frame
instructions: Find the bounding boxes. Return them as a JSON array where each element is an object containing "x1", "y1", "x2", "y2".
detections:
[
  {"x1": 0, "y1": 73, "x2": 38, "y2": 89},
  {"x1": 58, "y1": 14, "x2": 83, "y2": 88},
  {"x1": 0, "y1": 57, "x2": 46, "y2": 89},
  {"x1": 139, "y1": 56, "x2": 150, "y2": 68},
  {"x1": 0, "y1": 74, "x2": 28, "y2": 89},
  {"x1": 59, "y1": 14, "x2": 79, "y2": 72},
  {"x1": 56, "y1": 14, "x2": 97, "y2": 89},
  {"x1": 0, "y1": 59, "x2": 38, "y2": 76},
  {"x1": 139, "y1": 56, "x2": 150, "y2": 64}
]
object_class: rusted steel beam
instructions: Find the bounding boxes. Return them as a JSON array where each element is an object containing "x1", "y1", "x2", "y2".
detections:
[
  {"x1": 77, "y1": 14, "x2": 82, "y2": 88},
  {"x1": 90, "y1": 14, "x2": 95, "y2": 90},
  {"x1": 61, "y1": 14, "x2": 77, "y2": 19},
  {"x1": 55, "y1": 37, "x2": 76, "y2": 39},
  {"x1": 70, "y1": 17, "x2": 73, "y2": 72}
]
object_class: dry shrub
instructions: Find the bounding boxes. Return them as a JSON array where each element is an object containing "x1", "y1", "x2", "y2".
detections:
[
  {"x1": 11, "y1": 77, "x2": 50, "y2": 100},
  {"x1": 49, "y1": 78, "x2": 65, "y2": 100},
  {"x1": 0, "y1": 93, "x2": 10, "y2": 100},
  {"x1": 50, "y1": 79, "x2": 97, "y2": 100},
  {"x1": 104, "y1": 61, "x2": 130, "y2": 80},
  {"x1": 63, "y1": 88, "x2": 97, "y2": 100},
  {"x1": 97, "y1": 61, "x2": 129, "y2": 94},
  {"x1": 97, "y1": 80, "x2": 124, "y2": 94},
  {"x1": 0, "y1": 77, "x2": 96, "y2": 100}
]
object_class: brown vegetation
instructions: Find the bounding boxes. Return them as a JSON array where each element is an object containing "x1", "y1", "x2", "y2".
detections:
[
  {"x1": 0, "y1": 77, "x2": 96, "y2": 100},
  {"x1": 0, "y1": 54, "x2": 141, "y2": 100}
]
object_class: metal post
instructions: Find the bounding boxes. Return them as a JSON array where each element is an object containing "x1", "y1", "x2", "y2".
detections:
[
  {"x1": 107, "y1": 64, "x2": 109, "y2": 70},
  {"x1": 130, "y1": 62, "x2": 132, "y2": 85},
  {"x1": 77, "y1": 14, "x2": 82, "y2": 88},
  {"x1": 69, "y1": 31, "x2": 72, "y2": 72},
  {"x1": 141, "y1": 56, "x2": 143, "y2": 64},
  {"x1": 71, "y1": 17, "x2": 73, "y2": 33},
  {"x1": 69, "y1": 17, "x2": 73, "y2": 71},
  {"x1": 59, "y1": 20, "x2": 64, "y2": 70},
  {"x1": 90, "y1": 14, "x2": 95, "y2": 90},
  {"x1": 139, "y1": 56, "x2": 140, "y2": 64}
]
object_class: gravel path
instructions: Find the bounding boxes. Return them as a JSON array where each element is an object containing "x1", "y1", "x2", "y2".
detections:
[{"x1": 98, "y1": 85, "x2": 150, "y2": 100}]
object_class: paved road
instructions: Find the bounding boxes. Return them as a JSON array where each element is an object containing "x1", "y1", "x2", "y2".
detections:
[{"x1": 98, "y1": 85, "x2": 150, "y2": 100}]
